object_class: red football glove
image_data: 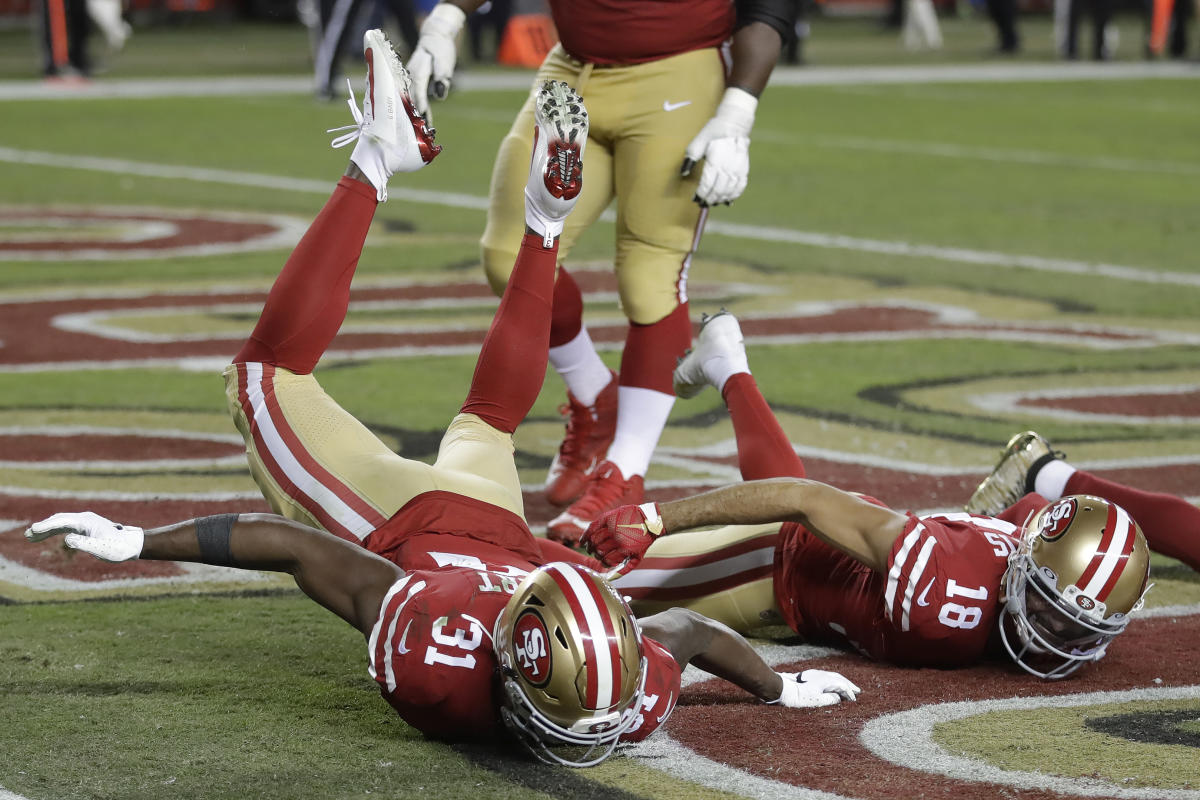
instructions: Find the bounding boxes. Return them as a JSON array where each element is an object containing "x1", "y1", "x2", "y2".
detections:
[{"x1": 580, "y1": 502, "x2": 665, "y2": 575}]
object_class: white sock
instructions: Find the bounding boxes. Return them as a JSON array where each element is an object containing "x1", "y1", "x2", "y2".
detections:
[
  {"x1": 709, "y1": 358, "x2": 750, "y2": 395},
  {"x1": 524, "y1": 190, "x2": 564, "y2": 247},
  {"x1": 548, "y1": 327, "x2": 612, "y2": 406},
  {"x1": 350, "y1": 136, "x2": 391, "y2": 201},
  {"x1": 1034, "y1": 459, "x2": 1076, "y2": 501},
  {"x1": 604, "y1": 386, "x2": 675, "y2": 478}
]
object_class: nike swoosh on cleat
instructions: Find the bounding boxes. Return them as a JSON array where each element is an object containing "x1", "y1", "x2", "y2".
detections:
[
  {"x1": 916, "y1": 578, "x2": 936, "y2": 607},
  {"x1": 662, "y1": 100, "x2": 692, "y2": 112},
  {"x1": 396, "y1": 620, "x2": 414, "y2": 654}
]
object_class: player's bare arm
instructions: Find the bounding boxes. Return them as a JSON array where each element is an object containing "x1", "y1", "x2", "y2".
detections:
[
  {"x1": 640, "y1": 607, "x2": 860, "y2": 708},
  {"x1": 26, "y1": 511, "x2": 402, "y2": 636},
  {"x1": 727, "y1": 21, "x2": 786, "y2": 97},
  {"x1": 583, "y1": 478, "x2": 908, "y2": 573}
]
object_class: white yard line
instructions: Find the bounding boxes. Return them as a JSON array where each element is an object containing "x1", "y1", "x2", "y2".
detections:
[
  {"x1": 754, "y1": 130, "x2": 1200, "y2": 177},
  {"x1": 0, "y1": 61, "x2": 1195, "y2": 101},
  {"x1": 2, "y1": 146, "x2": 1197, "y2": 289}
]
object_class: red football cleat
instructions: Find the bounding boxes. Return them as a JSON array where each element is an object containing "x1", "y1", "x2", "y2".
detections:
[
  {"x1": 544, "y1": 370, "x2": 619, "y2": 507},
  {"x1": 547, "y1": 460, "x2": 644, "y2": 546}
]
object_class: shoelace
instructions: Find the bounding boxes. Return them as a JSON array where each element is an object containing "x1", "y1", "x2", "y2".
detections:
[{"x1": 327, "y1": 78, "x2": 365, "y2": 151}]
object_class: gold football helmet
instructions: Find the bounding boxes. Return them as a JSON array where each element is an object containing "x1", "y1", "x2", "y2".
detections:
[
  {"x1": 1000, "y1": 495, "x2": 1151, "y2": 679},
  {"x1": 493, "y1": 562, "x2": 647, "y2": 767}
]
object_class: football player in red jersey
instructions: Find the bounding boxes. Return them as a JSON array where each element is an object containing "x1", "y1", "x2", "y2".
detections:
[
  {"x1": 25, "y1": 38, "x2": 860, "y2": 768},
  {"x1": 584, "y1": 311, "x2": 1197, "y2": 680},
  {"x1": 407, "y1": 0, "x2": 794, "y2": 545}
]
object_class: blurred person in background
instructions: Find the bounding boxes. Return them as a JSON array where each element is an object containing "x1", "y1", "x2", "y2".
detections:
[
  {"x1": 405, "y1": 0, "x2": 795, "y2": 548},
  {"x1": 37, "y1": 0, "x2": 93, "y2": 78},
  {"x1": 307, "y1": 0, "x2": 421, "y2": 100},
  {"x1": 985, "y1": 0, "x2": 1021, "y2": 53}
]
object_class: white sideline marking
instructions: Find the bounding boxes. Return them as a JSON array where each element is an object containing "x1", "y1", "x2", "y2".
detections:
[
  {"x1": 0, "y1": 786, "x2": 34, "y2": 800},
  {"x1": 0, "y1": 61, "x2": 1195, "y2": 101},
  {"x1": 860, "y1": 685, "x2": 1200, "y2": 799},
  {"x1": 757, "y1": 131, "x2": 1200, "y2": 177},
  {"x1": 2, "y1": 146, "x2": 1197, "y2": 289}
]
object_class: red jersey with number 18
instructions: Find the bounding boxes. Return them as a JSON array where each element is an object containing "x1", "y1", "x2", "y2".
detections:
[
  {"x1": 774, "y1": 511, "x2": 1021, "y2": 667},
  {"x1": 366, "y1": 551, "x2": 681, "y2": 741}
]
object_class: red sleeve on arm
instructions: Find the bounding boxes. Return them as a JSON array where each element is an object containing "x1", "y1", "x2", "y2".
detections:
[{"x1": 620, "y1": 637, "x2": 682, "y2": 742}]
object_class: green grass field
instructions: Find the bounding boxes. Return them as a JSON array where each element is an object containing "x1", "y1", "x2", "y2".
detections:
[{"x1": 2, "y1": 16, "x2": 1199, "y2": 800}]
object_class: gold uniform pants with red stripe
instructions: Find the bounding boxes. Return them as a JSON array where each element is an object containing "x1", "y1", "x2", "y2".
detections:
[
  {"x1": 480, "y1": 44, "x2": 726, "y2": 324},
  {"x1": 616, "y1": 522, "x2": 787, "y2": 633},
  {"x1": 222, "y1": 362, "x2": 527, "y2": 543}
]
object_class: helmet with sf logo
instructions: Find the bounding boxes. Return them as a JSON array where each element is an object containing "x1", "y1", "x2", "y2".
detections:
[
  {"x1": 1000, "y1": 495, "x2": 1151, "y2": 679},
  {"x1": 493, "y1": 562, "x2": 646, "y2": 766}
]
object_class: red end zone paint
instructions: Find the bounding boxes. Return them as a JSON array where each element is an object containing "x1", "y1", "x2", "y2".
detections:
[
  {"x1": 0, "y1": 207, "x2": 283, "y2": 258},
  {"x1": 670, "y1": 614, "x2": 1199, "y2": 799}
]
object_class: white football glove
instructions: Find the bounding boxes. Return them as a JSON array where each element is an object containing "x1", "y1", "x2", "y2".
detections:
[
  {"x1": 768, "y1": 669, "x2": 862, "y2": 708},
  {"x1": 680, "y1": 87, "x2": 758, "y2": 207},
  {"x1": 406, "y1": 3, "x2": 466, "y2": 122},
  {"x1": 25, "y1": 511, "x2": 144, "y2": 562}
]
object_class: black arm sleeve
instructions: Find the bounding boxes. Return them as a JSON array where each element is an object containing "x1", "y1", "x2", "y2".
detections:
[{"x1": 735, "y1": 0, "x2": 795, "y2": 42}]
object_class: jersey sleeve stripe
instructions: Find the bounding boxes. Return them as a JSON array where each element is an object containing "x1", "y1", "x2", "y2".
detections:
[
  {"x1": 885, "y1": 523, "x2": 924, "y2": 619},
  {"x1": 899, "y1": 536, "x2": 937, "y2": 632},
  {"x1": 368, "y1": 575, "x2": 425, "y2": 692},
  {"x1": 237, "y1": 362, "x2": 387, "y2": 540}
]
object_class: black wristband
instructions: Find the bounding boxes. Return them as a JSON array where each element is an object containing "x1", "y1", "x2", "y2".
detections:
[{"x1": 195, "y1": 514, "x2": 240, "y2": 567}]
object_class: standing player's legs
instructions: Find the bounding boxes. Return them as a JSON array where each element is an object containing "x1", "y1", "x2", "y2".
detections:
[
  {"x1": 547, "y1": 48, "x2": 727, "y2": 543},
  {"x1": 480, "y1": 47, "x2": 620, "y2": 510},
  {"x1": 224, "y1": 32, "x2": 446, "y2": 542}
]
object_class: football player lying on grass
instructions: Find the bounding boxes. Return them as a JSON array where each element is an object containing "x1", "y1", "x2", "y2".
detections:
[
  {"x1": 25, "y1": 38, "x2": 858, "y2": 769},
  {"x1": 586, "y1": 311, "x2": 1198, "y2": 680}
]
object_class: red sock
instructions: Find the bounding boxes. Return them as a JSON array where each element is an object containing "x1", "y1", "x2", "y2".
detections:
[
  {"x1": 620, "y1": 303, "x2": 691, "y2": 394},
  {"x1": 722, "y1": 373, "x2": 805, "y2": 480},
  {"x1": 549, "y1": 266, "x2": 583, "y2": 347},
  {"x1": 233, "y1": 177, "x2": 377, "y2": 374},
  {"x1": 460, "y1": 234, "x2": 559, "y2": 433},
  {"x1": 1067, "y1": 470, "x2": 1200, "y2": 571}
]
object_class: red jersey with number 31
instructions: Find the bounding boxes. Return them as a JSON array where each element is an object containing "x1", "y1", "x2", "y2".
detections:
[
  {"x1": 366, "y1": 547, "x2": 680, "y2": 741},
  {"x1": 774, "y1": 511, "x2": 1021, "y2": 667}
]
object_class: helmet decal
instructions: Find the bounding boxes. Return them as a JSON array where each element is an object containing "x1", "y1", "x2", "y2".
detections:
[
  {"x1": 512, "y1": 610, "x2": 552, "y2": 687},
  {"x1": 544, "y1": 562, "x2": 621, "y2": 710},
  {"x1": 1075, "y1": 501, "x2": 1137, "y2": 604},
  {"x1": 1035, "y1": 497, "x2": 1077, "y2": 542}
]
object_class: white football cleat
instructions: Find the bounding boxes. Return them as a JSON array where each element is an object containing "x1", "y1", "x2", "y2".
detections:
[
  {"x1": 525, "y1": 80, "x2": 588, "y2": 247},
  {"x1": 965, "y1": 431, "x2": 1062, "y2": 516},
  {"x1": 330, "y1": 28, "x2": 441, "y2": 201},
  {"x1": 673, "y1": 310, "x2": 750, "y2": 398}
]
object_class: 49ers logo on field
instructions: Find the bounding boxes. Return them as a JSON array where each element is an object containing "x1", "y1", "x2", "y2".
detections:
[
  {"x1": 1037, "y1": 497, "x2": 1078, "y2": 542},
  {"x1": 513, "y1": 610, "x2": 551, "y2": 687}
]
